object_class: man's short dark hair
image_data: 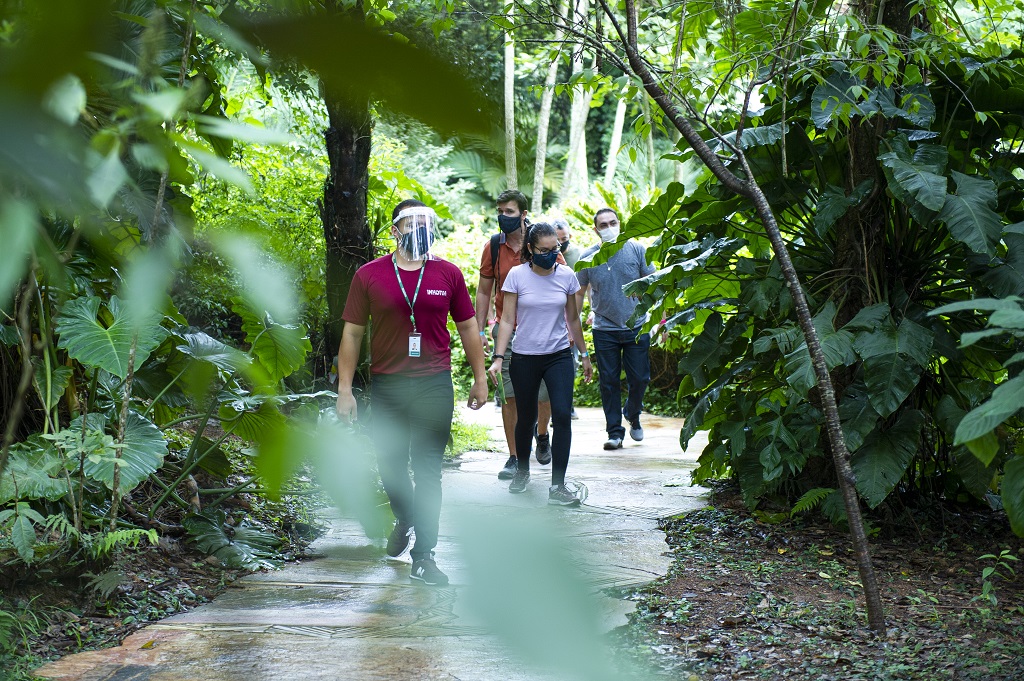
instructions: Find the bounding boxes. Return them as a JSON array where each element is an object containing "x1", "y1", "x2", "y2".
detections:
[
  {"x1": 392, "y1": 199, "x2": 427, "y2": 222},
  {"x1": 496, "y1": 189, "x2": 529, "y2": 213},
  {"x1": 593, "y1": 208, "x2": 618, "y2": 226}
]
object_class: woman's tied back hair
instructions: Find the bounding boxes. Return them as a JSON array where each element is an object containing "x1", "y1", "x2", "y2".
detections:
[{"x1": 524, "y1": 222, "x2": 556, "y2": 262}]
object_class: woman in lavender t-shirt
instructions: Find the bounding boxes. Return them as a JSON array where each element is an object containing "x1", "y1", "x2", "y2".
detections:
[{"x1": 488, "y1": 223, "x2": 593, "y2": 505}]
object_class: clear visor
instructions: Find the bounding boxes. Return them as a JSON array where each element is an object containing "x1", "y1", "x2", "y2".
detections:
[{"x1": 392, "y1": 207, "x2": 438, "y2": 260}]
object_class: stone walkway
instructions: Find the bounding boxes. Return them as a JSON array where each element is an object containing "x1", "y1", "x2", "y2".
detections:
[{"x1": 35, "y1": 406, "x2": 707, "y2": 681}]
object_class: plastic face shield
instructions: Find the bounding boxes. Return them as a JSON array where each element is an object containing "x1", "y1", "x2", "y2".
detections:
[{"x1": 392, "y1": 207, "x2": 437, "y2": 261}]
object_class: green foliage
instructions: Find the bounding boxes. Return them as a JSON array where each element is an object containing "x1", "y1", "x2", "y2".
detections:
[
  {"x1": 85, "y1": 528, "x2": 158, "y2": 560},
  {"x1": 790, "y1": 487, "x2": 835, "y2": 517},
  {"x1": 54, "y1": 296, "x2": 169, "y2": 380},
  {"x1": 977, "y1": 548, "x2": 1018, "y2": 606},
  {"x1": 620, "y1": 0, "x2": 1024, "y2": 534},
  {"x1": 184, "y1": 511, "x2": 281, "y2": 570},
  {"x1": 446, "y1": 412, "x2": 493, "y2": 460}
]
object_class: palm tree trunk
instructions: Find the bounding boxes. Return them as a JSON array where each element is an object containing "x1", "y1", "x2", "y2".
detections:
[
  {"x1": 504, "y1": 5, "x2": 518, "y2": 189},
  {"x1": 532, "y1": 0, "x2": 569, "y2": 210},
  {"x1": 604, "y1": 93, "x2": 627, "y2": 184}
]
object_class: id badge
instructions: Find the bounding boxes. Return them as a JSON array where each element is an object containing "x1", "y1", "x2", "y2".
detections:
[{"x1": 408, "y1": 333, "x2": 422, "y2": 357}]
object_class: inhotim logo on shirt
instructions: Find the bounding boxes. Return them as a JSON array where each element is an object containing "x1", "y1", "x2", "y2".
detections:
[{"x1": 426, "y1": 289, "x2": 447, "y2": 296}]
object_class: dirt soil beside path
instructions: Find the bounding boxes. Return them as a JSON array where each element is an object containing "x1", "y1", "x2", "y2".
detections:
[{"x1": 616, "y1": 483, "x2": 1024, "y2": 681}]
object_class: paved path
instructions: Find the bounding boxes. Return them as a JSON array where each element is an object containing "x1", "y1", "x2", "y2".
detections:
[{"x1": 36, "y1": 406, "x2": 707, "y2": 681}]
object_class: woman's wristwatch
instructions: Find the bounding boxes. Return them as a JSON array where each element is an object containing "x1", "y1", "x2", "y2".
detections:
[{"x1": 491, "y1": 353, "x2": 504, "y2": 361}]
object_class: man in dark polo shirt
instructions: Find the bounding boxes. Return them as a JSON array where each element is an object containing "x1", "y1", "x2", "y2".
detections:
[{"x1": 336, "y1": 199, "x2": 488, "y2": 586}]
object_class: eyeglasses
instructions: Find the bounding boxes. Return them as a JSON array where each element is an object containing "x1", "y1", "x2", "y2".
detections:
[{"x1": 533, "y1": 247, "x2": 559, "y2": 256}]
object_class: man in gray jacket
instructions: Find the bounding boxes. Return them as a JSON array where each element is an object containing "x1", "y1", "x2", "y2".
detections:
[{"x1": 575, "y1": 208, "x2": 656, "y2": 449}]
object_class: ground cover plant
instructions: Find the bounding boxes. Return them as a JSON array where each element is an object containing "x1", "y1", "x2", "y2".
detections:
[{"x1": 615, "y1": 482, "x2": 1024, "y2": 680}]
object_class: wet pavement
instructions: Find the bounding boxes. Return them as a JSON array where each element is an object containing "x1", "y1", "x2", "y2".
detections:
[{"x1": 35, "y1": 406, "x2": 708, "y2": 681}]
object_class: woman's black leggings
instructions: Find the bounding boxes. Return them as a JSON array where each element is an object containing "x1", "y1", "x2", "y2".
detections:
[{"x1": 508, "y1": 348, "x2": 574, "y2": 485}]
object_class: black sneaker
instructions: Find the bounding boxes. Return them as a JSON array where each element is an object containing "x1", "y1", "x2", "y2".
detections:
[
  {"x1": 535, "y1": 428, "x2": 552, "y2": 465},
  {"x1": 386, "y1": 520, "x2": 413, "y2": 557},
  {"x1": 548, "y1": 484, "x2": 581, "y2": 506},
  {"x1": 509, "y1": 469, "x2": 531, "y2": 493},
  {"x1": 497, "y1": 455, "x2": 517, "y2": 480},
  {"x1": 410, "y1": 556, "x2": 449, "y2": 586}
]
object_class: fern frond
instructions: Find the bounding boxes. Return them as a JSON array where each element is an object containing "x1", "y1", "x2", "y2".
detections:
[{"x1": 790, "y1": 487, "x2": 835, "y2": 517}]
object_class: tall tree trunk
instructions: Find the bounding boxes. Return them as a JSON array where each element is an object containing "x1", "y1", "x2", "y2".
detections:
[
  {"x1": 603, "y1": 93, "x2": 627, "y2": 184},
  {"x1": 561, "y1": 0, "x2": 591, "y2": 199},
  {"x1": 320, "y1": 1, "x2": 374, "y2": 360},
  {"x1": 504, "y1": 5, "x2": 518, "y2": 189},
  {"x1": 532, "y1": 0, "x2": 569, "y2": 210},
  {"x1": 320, "y1": 81, "x2": 373, "y2": 358}
]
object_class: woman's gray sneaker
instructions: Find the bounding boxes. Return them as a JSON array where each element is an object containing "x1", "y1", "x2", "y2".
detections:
[
  {"x1": 548, "y1": 484, "x2": 581, "y2": 506},
  {"x1": 509, "y1": 469, "x2": 531, "y2": 493},
  {"x1": 535, "y1": 430, "x2": 552, "y2": 465},
  {"x1": 410, "y1": 557, "x2": 449, "y2": 586},
  {"x1": 497, "y1": 455, "x2": 518, "y2": 480}
]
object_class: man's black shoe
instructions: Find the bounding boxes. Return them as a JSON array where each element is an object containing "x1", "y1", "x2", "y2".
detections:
[
  {"x1": 386, "y1": 520, "x2": 413, "y2": 557},
  {"x1": 497, "y1": 455, "x2": 518, "y2": 480}
]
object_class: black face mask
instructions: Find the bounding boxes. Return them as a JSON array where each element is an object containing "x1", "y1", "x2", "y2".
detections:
[
  {"x1": 559, "y1": 239, "x2": 570, "y2": 253},
  {"x1": 497, "y1": 214, "x2": 522, "y2": 234}
]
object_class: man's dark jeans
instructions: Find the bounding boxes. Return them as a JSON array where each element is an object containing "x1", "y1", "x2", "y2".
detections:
[
  {"x1": 592, "y1": 329, "x2": 651, "y2": 439},
  {"x1": 370, "y1": 371, "x2": 453, "y2": 562}
]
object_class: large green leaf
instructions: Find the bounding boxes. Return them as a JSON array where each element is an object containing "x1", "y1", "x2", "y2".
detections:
[
  {"x1": 754, "y1": 413, "x2": 800, "y2": 482},
  {"x1": 852, "y1": 409, "x2": 924, "y2": 508},
  {"x1": 624, "y1": 182, "x2": 686, "y2": 239},
  {"x1": 862, "y1": 352, "x2": 921, "y2": 417},
  {"x1": 839, "y1": 390, "x2": 880, "y2": 453},
  {"x1": 12, "y1": 513, "x2": 37, "y2": 562},
  {"x1": 811, "y1": 69, "x2": 864, "y2": 129},
  {"x1": 784, "y1": 305, "x2": 856, "y2": 396},
  {"x1": 0, "y1": 441, "x2": 68, "y2": 504},
  {"x1": 853, "y1": 318, "x2": 932, "y2": 368},
  {"x1": 233, "y1": 302, "x2": 310, "y2": 385},
  {"x1": 184, "y1": 512, "x2": 280, "y2": 570},
  {"x1": 880, "y1": 151, "x2": 947, "y2": 212},
  {"x1": 1002, "y1": 456, "x2": 1024, "y2": 537},
  {"x1": 79, "y1": 411, "x2": 168, "y2": 493},
  {"x1": 982, "y1": 234, "x2": 1024, "y2": 298},
  {"x1": 55, "y1": 296, "x2": 168, "y2": 379},
  {"x1": 219, "y1": 400, "x2": 287, "y2": 443},
  {"x1": 177, "y1": 332, "x2": 251, "y2": 374},
  {"x1": 954, "y1": 374, "x2": 1024, "y2": 454},
  {"x1": 33, "y1": 363, "x2": 73, "y2": 411},
  {"x1": 814, "y1": 181, "x2": 873, "y2": 236},
  {"x1": 938, "y1": 171, "x2": 1003, "y2": 256},
  {"x1": 952, "y1": 447, "x2": 995, "y2": 500},
  {"x1": 931, "y1": 297, "x2": 1022, "y2": 316},
  {"x1": 678, "y1": 313, "x2": 725, "y2": 391}
]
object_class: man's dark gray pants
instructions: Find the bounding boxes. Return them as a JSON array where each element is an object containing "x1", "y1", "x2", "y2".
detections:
[{"x1": 370, "y1": 371, "x2": 453, "y2": 562}]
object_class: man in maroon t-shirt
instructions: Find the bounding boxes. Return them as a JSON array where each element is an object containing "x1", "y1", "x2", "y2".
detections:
[{"x1": 336, "y1": 200, "x2": 487, "y2": 586}]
